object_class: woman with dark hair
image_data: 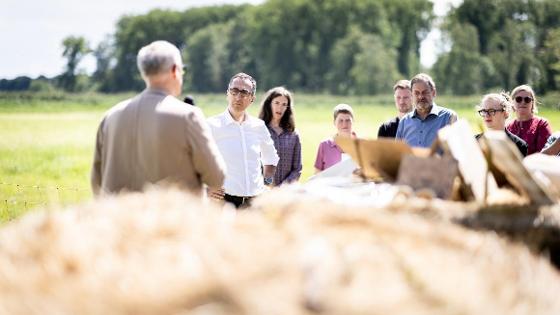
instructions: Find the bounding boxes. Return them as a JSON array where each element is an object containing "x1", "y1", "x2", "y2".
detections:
[
  {"x1": 258, "y1": 87, "x2": 302, "y2": 186},
  {"x1": 506, "y1": 85, "x2": 553, "y2": 154}
]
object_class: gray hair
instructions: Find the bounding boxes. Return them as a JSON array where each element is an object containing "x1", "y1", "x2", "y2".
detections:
[
  {"x1": 228, "y1": 72, "x2": 257, "y2": 95},
  {"x1": 411, "y1": 73, "x2": 436, "y2": 91},
  {"x1": 137, "y1": 40, "x2": 182, "y2": 78}
]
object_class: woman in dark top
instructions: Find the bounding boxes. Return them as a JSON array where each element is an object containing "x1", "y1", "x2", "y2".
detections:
[
  {"x1": 258, "y1": 87, "x2": 302, "y2": 186},
  {"x1": 475, "y1": 92, "x2": 528, "y2": 157}
]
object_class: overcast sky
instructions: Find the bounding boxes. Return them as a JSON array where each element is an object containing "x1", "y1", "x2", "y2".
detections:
[{"x1": 0, "y1": 0, "x2": 460, "y2": 79}]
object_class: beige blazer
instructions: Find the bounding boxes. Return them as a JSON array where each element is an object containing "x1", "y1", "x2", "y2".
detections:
[{"x1": 91, "y1": 88, "x2": 226, "y2": 195}]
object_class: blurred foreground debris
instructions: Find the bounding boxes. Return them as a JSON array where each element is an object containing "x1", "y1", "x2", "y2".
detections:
[{"x1": 0, "y1": 188, "x2": 559, "y2": 314}]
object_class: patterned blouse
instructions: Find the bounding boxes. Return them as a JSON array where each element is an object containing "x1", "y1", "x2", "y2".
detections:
[
  {"x1": 267, "y1": 126, "x2": 302, "y2": 186},
  {"x1": 506, "y1": 116, "x2": 552, "y2": 155}
]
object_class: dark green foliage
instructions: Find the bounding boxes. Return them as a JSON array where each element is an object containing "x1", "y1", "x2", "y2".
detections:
[
  {"x1": 0, "y1": 77, "x2": 32, "y2": 91},
  {"x1": 59, "y1": 36, "x2": 90, "y2": 92},
  {"x1": 438, "y1": 0, "x2": 560, "y2": 94},
  {"x1": 12, "y1": 0, "x2": 560, "y2": 95}
]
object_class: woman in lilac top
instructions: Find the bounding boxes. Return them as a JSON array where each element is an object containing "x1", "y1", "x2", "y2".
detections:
[
  {"x1": 258, "y1": 87, "x2": 302, "y2": 186},
  {"x1": 506, "y1": 84, "x2": 553, "y2": 155},
  {"x1": 314, "y1": 103, "x2": 355, "y2": 173}
]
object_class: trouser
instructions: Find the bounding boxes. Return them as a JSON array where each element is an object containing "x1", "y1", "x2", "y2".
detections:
[{"x1": 224, "y1": 193, "x2": 254, "y2": 209}]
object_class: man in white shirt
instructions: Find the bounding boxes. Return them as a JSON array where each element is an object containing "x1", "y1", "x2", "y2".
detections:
[{"x1": 207, "y1": 73, "x2": 279, "y2": 208}]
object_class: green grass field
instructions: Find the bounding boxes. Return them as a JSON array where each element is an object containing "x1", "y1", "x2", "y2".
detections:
[{"x1": 1, "y1": 92, "x2": 559, "y2": 221}]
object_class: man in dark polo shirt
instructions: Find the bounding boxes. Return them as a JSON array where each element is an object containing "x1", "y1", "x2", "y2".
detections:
[{"x1": 377, "y1": 80, "x2": 412, "y2": 138}]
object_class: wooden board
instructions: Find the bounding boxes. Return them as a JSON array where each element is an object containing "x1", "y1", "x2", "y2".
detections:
[
  {"x1": 396, "y1": 154, "x2": 459, "y2": 200},
  {"x1": 335, "y1": 136, "x2": 430, "y2": 181},
  {"x1": 437, "y1": 120, "x2": 498, "y2": 202},
  {"x1": 483, "y1": 130, "x2": 555, "y2": 206}
]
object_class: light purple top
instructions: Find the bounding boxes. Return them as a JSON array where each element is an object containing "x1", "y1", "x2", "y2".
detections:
[{"x1": 314, "y1": 139, "x2": 343, "y2": 171}]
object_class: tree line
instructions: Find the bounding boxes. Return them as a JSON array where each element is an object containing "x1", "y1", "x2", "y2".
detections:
[{"x1": 2, "y1": 0, "x2": 560, "y2": 95}]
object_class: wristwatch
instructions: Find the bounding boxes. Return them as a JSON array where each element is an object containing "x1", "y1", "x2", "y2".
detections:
[{"x1": 264, "y1": 177, "x2": 273, "y2": 185}]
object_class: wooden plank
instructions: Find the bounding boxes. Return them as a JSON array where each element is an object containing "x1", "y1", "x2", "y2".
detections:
[
  {"x1": 437, "y1": 120, "x2": 497, "y2": 203},
  {"x1": 483, "y1": 130, "x2": 555, "y2": 206}
]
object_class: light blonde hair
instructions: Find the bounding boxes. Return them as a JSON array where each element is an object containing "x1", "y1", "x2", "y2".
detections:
[
  {"x1": 393, "y1": 80, "x2": 411, "y2": 91},
  {"x1": 478, "y1": 92, "x2": 513, "y2": 117},
  {"x1": 511, "y1": 84, "x2": 538, "y2": 114}
]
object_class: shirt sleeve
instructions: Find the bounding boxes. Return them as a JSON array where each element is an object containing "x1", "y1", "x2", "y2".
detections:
[
  {"x1": 542, "y1": 134, "x2": 557, "y2": 151},
  {"x1": 186, "y1": 108, "x2": 226, "y2": 189},
  {"x1": 314, "y1": 142, "x2": 325, "y2": 170},
  {"x1": 536, "y1": 119, "x2": 553, "y2": 152},
  {"x1": 377, "y1": 124, "x2": 385, "y2": 138},
  {"x1": 90, "y1": 118, "x2": 105, "y2": 196},
  {"x1": 260, "y1": 124, "x2": 279, "y2": 166},
  {"x1": 395, "y1": 119, "x2": 404, "y2": 140},
  {"x1": 285, "y1": 133, "x2": 302, "y2": 182}
]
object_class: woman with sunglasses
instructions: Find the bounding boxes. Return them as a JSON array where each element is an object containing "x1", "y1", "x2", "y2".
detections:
[
  {"x1": 475, "y1": 93, "x2": 527, "y2": 156},
  {"x1": 258, "y1": 87, "x2": 302, "y2": 186},
  {"x1": 506, "y1": 85, "x2": 552, "y2": 155}
]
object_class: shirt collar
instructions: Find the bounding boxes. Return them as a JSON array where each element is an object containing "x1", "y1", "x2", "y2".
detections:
[
  {"x1": 223, "y1": 109, "x2": 247, "y2": 125},
  {"x1": 144, "y1": 87, "x2": 169, "y2": 96},
  {"x1": 412, "y1": 103, "x2": 440, "y2": 118}
]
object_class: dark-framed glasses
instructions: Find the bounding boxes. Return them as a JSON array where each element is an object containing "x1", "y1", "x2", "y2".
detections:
[
  {"x1": 478, "y1": 109, "x2": 505, "y2": 117},
  {"x1": 515, "y1": 96, "x2": 532, "y2": 104},
  {"x1": 228, "y1": 88, "x2": 252, "y2": 98}
]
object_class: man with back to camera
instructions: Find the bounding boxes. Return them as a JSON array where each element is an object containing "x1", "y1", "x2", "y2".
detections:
[
  {"x1": 91, "y1": 40, "x2": 226, "y2": 196},
  {"x1": 207, "y1": 72, "x2": 279, "y2": 209},
  {"x1": 377, "y1": 79, "x2": 413, "y2": 138},
  {"x1": 396, "y1": 73, "x2": 458, "y2": 148}
]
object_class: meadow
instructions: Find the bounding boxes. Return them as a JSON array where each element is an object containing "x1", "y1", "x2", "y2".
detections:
[{"x1": 1, "y1": 91, "x2": 559, "y2": 221}]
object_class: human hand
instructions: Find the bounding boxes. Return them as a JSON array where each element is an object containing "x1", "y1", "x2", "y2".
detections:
[{"x1": 207, "y1": 187, "x2": 225, "y2": 200}]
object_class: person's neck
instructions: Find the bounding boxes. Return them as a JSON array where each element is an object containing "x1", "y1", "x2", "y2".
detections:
[
  {"x1": 228, "y1": 108, "x2": 246, "y2": 123},
  {"x1": 517, "y1": 114, "x2": 533, "y2": 122},
  {"x1": 415, "y1": 105, "x2": 432, "y2": 120},
  {"x1": 270, "y1": 118, "x2": 281, "y2": 128},
  {"x1": 397, "y1": 111, "x2": 407, "y2": 119},
  {"x1": 489, "y1": 125, "x2": 505, "y2": 131},
  {"x1": 146, "y1": 79, "x2": 177, "y2": 97}
]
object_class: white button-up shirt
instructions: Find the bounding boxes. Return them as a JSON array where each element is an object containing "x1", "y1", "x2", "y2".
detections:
[{"x1": 207, "y1": 110, "x2": 279, "y2": 197}]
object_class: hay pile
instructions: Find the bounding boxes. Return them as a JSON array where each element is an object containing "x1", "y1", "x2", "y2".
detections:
[{"x1": 0, "y1": 188, "x2": 559, "y2": 315}]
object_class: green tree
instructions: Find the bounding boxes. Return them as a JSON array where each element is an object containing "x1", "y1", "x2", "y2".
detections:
[
  {"x1": 541, "y1": 28, "x2": 560, "y2": 90},
  {"x1": 109, "y1": 6, "x2": 246, "y2": 92},
  {"x1": 59, "y1": 36, "x2": 90, "y2": 92},
  {"x1": 383, "y1": 0, "x2": 434, "y2": 77},
  {"x1": 351, "y1": 33, "x2": 400, "y2": 94},
  {"x1": 433, "y1": 23, "x2": 494, "y2": 95},
  {"x1": 185, "y1": 23, "x2": 231, "y2": 92},
  {"x1": 92, "y1": 36, "x2": 115, "y2": 91}
]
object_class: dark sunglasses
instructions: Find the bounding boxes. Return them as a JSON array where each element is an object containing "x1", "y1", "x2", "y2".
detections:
[
  {"x1": 515, "y1": 96, "x2": 532, "y2": 104},
  {"x1": 478, "y1": 109, "x2": 505, "y2": 117}
]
